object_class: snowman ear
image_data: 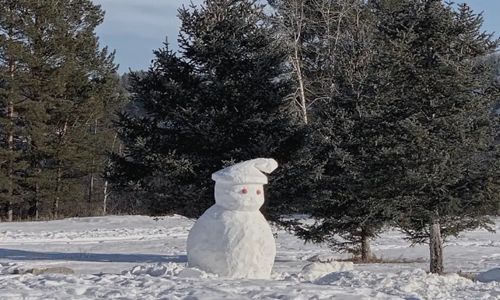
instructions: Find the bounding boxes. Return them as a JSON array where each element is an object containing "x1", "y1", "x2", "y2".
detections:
[
  {"x1": 212, "y1": 158, "x2": 278, "y2": 184},
  {"x1": 251, "y1": 158, "x2": 278, "y2": 174}
]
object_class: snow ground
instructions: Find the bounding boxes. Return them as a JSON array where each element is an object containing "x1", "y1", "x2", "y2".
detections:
[{"x1": 0, "y1": 215, "x2": 498, "y2": 299}]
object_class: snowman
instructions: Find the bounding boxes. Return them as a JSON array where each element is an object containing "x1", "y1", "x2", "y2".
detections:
[{"x1": 186, "y1": 158, "x2": 278, "y2": 279}]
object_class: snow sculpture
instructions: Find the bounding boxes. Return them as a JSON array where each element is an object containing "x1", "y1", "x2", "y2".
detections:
[{"x1": 187, "y1": 158, "x2": 278, "y2": 279}]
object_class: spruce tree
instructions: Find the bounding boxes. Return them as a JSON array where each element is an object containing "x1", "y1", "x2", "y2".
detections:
[
  {"x1": 109, "y1": 0, "x2": 298, "y2": 217},
  {"x1": 371, "y1": 0, "x2": 499, "y2": 273},
  {"x1": 0, "y1": 0, "x2": 123, "y2": 220},
  {"x1": 274, "y1": 0, "x2": 391, "y2": 261}
]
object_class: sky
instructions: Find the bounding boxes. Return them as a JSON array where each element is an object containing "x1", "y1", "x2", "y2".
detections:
[{"x1": 92, "y1": 0, "x2": 500, "y2": 73}]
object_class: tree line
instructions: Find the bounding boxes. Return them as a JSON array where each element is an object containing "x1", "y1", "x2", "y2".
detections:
[
  {"x1": 0, "y1": 0, "x2": 126, "y2": 220},
  {"x1": 1, "y1": 0, "x2": 499, "y2": 274}
]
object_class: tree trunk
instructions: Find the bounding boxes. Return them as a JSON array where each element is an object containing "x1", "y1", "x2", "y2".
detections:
[
  {"x1": 102, "y1": 133, "x2": 117, "y2": 216},
  {"x1": 34, "y1": 182, "x2": 39, "y2": 221},
  {"x1": 289, "y1": 0, "x2": 308, "y2": 124},
  {"x1": 53, "y1": 167, "x2": 61, "y2": 219},
  {"x1": 88, "y1": 172, "x2": 94, "y2": 203},
  {"x1": 429, "y1": 219, "x2": 444, "y2": 274},
  {"x1": 103, "y1": 180, "x2": 108, "y2": 215},
  {"x1": 52, "y1": 120, "x2": 68, "y2": 219},
  {"x1": 7, "y1": 60, "x2": 15, "y2": 222},
  {"x1": 295, "y1": 52, "x2": 308, "y2": 125},
  {"x1": 7, "y1": 103, "x2": 14, "y2": 221},
  {"x1": 360, "y1": 227, "x2": 372, "y2": 262},
  {"x1": 52, "y1": 163, "x2": 62, "y2": 219},
  {"x1": 53, "y1": 198, "x2": 59, "y2": 219},
  {"x1": 88, "y1": 119, "x2": 98, "y2": 207}
]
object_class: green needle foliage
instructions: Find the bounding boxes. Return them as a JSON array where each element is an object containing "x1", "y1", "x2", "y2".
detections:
[
  {"x1": 370, "y1": 0, "x2": 499, "y2": 273},
  {"x1": 108, "y1": 0, "x2": 300, "y2": 217},
  {"x1": 0, "y1": 0, "x2": 124, "y2": 220},
  {"x1": 270, "y1": 0, "x2": 499, "y2": 265},
  {"x1": 276, "y1": 0, "x2": 390, "y2": 261}
]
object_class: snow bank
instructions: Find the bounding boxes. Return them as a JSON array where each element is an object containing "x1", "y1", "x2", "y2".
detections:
[
  {"x1": 300, "y1": 261, "x2": 354, "y2": 281},
  {"x1": 314, "y1": 268, "x2": 499, "y2": 299}
]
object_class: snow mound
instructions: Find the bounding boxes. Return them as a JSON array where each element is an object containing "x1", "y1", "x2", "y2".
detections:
[
  {"x1": 126, "y1": 262, "x2": 184, "y2": 277},
  {"x1": 177, "y1": 268, "x2": 214, "y2": 279},
  {"x1": 476, "y1": 268, "x2": 500, "y2": 283},
  {"x1": 300, "y1": 261, "x2": 354, "y2": 281},
  {"x1": 0, "y1": 262, "x2": 19, "y2": 275},
  {"x1": 124, "y1": 263, "x2": 215, "y2": 279},
  {"x1": 315, "y1": 268, "x2": 499, "y2": 299}
]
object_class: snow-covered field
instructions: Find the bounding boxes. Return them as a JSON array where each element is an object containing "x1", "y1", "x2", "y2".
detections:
[{"x1": 0, "y1": 215, "x2": 498, "y2": 299}]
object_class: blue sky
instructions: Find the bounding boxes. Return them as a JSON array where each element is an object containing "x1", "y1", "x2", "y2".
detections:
[{"x1": 93, "y1": 0, "x2": 500, "y2": 73}]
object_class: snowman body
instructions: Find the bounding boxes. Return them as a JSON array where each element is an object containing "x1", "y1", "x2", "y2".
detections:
[
  {"x1": 187, "y1": 159, "x2": 278, "y2": 279},
  {"x1": 187, "y1": 204, "x2": 275, "y2": 278}
]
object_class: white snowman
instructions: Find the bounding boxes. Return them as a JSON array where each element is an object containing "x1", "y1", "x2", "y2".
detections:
[{"x1": 186, "y1": 158, "x2": 278, "y2": 279}]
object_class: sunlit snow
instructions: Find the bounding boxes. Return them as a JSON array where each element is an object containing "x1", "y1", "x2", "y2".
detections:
[{"x1": 0, "y1": 215, "x2": 499, "y2": 299}]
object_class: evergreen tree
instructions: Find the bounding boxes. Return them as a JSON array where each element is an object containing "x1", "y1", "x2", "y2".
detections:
[
  {"x1": 0, "y1": 0, "x2": 123, "y2": 220},
  {"x1": 273, "y1": 0, "x2": 391, "y2": 261},
  {"x1": 0, "y1": 0, "x2": 50, "y2": 220},
  {"x1": 85, "y1": 71, "x2": 127, "y2": 216},
  {"x1": 371, "y1": 0, "x2": 499, "y2": 273},
  {"x1": 109, "y1": 0, "x2": 298, "y2": 217}
]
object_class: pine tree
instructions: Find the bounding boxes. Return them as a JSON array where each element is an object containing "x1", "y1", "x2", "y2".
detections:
[
  {"x1": 108, "y1": 0, "x2": 298, "y2": 217},
  {"x1": 0, "y1": 0, "x2": 123, "y2": 220},
  {"x1": 0, "y1": 0, "x2": 49, "y2": 221},
  {"x1": 371, "y1": 0, "x2": 499, "y2": 273}
]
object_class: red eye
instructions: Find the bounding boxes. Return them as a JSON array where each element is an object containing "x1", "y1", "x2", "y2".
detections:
[
  {"x1": 256, "y1": 189, "x2": 262, "y2": 195},
  {"x1": 241, "y1": 188, "x2": 248, "y2": 194}
]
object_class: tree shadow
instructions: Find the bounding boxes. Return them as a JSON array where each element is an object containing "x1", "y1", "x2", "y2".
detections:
[{"x1": 0, "y1": 248, "x2": 187, "y2": 263}]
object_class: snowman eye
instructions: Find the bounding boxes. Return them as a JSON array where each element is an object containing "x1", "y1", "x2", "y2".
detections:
[
  {"x1": 256, "y1": 189, "x2": 262, "y2": 195},
  {"x1": 241, "y1": 187, "x2": 248, "y2": 194}
]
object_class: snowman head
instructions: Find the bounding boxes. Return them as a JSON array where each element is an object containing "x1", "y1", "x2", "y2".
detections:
[
  {"x1": 214, "y1": 183, "x2": 265, "y2": 211},
  {"x1": 212, "y1": 158, "x2": 278, "y2": 211}
]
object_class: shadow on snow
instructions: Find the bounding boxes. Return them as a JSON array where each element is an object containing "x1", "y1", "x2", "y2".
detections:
[{"x1": 0, "y1": 248, "x2": 187, "y2": 263}]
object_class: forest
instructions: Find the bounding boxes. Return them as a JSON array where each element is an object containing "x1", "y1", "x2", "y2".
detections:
[{"x1": 1, "y1": 0, "x2": 499, "y2": 274}]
